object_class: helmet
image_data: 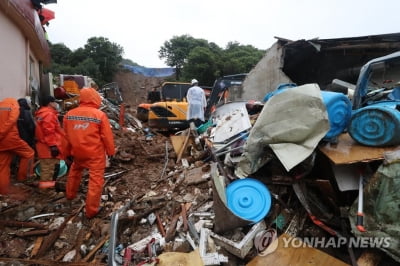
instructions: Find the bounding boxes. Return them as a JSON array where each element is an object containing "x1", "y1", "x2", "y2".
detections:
[{"x1": 191, "y1": 79, "x2": 198, "y2": 85}]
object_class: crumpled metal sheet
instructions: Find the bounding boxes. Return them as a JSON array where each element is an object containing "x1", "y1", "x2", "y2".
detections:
[{"x1": 211, "y1": 101, "x2": 251, "y2": 143}]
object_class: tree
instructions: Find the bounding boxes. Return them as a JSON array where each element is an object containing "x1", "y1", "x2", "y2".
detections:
[
  {"x1": 222, "y1": 42, "x2": 265, "y2": 75},
  {"x1": 49, "y1": 43, "x2": 72, "y2": 65},
  {"x1": 121, "y1": 58, "x2": 139, "y2": 66},
  {"x1": 159, "y1": 35, "x2": 208, "y2": 79},
  {"x1": 159, "y1": 36, "x2": 265, "y2": 83},
  {"x1": 47, "y1": 63, "x2": 75, "y2": 76},
  {"x1": 183, "y1": 47, "x2": 219, "y2": 86},
  {"x1": 69, "y1": 48, "x2": 88, "y2": 67},
  {"x1": 45, "y1": 37, "x2": 125, "y2": 87},
  {"x1": 84, "y1": 37, "x2": 124, "y2": 84},
  {"x1": 74, "y1": 58, "x2": 101, "y2": 79}
]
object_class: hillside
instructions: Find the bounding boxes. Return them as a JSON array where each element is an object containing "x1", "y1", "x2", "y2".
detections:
[{"x1": 113, "y1": 70, "x2": 169, "y2": 110}]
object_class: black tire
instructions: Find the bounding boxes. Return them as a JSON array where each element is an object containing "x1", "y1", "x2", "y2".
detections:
[{"x1": 137, "y1": 107, "x2": 149, "y2": 122}]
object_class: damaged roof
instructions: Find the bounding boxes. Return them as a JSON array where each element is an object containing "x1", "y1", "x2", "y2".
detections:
[{"x1": 276, "y1": 33, "x2": 400, "y2": 89}]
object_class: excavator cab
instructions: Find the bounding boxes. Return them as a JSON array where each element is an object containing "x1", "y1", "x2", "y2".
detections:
[
  {"x1": 146, "y1": 82, "x2": 192, "y2": 129},
  {"x1": 147, "y1": 74, "x2": 247, "y2": 130}
]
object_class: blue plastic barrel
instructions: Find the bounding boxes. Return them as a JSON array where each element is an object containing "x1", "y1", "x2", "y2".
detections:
[
  {"x1": 348, "y1": 104, "x2": 400, "y2": 146},
  {"x1": 226, "y1": 178, "x2": 271, "y2": 223},
  {"x1": 321, "y1": 91, "x2": 352, "y2": 140},
  {"x1": 262, "y1": 83, "x2": 297, "y2": 103}
]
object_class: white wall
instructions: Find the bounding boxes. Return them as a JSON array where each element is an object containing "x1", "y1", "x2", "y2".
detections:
[
  {"x1": 0, "y1": 9, "x2": 40, "y2": 100},
  {"x1": 242, "y1": 42, "x2": 292, "y2": 101}
]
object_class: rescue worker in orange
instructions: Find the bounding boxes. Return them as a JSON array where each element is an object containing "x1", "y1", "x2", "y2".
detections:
[
  {"x1": 63, "y1": 88, "x2": 115, "y2": 218},
  {"x1": 35, "y1": 96, "x2": 66, "y2": 189},
  {"x1": 0, "y1": 98, "x2": 35, "y2": 195}
]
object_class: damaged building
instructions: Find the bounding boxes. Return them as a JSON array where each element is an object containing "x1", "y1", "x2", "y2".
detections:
[{"x1": 240, "y1": 33, "x2": 400, "y2": 101}]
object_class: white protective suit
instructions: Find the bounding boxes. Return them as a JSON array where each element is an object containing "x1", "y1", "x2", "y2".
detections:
[{"x1": 186, "y1": 85, "x2": 207, "y2": 122}]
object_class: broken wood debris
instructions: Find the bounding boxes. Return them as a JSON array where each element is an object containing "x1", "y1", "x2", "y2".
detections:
[
  {"x1": 35, "y1": 202, "x2": 84, "y2": 258},
  {"x1": 3, "y1": 74, "x2": 400, "y2": 265},
  {"x1": 0, "y1": 219, "x2": 47, "y2": 229}
]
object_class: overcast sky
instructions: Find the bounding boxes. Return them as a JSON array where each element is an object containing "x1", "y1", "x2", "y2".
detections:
[{"x1": 45, "y1": 0, "x2": 400, "y2": 68}]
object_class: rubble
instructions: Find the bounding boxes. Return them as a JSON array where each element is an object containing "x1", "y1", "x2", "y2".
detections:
[
  {"x1": 3, "y1": 54, "x2": 400, "y2": 265},
  {"x1": 0, "y1": 99, "x2": 395, "y2": 266}
]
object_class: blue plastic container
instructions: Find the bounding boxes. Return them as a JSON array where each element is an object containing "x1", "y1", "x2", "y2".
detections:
[
  {"x1": 262, "y1": 83, "x2": 297, "y2": 103},
  {"x1": 349, "y1": 103, "x2": 400, "y2": 146},
  {"x1": 320, "y1": 91, "x2": 352, "y2": 140},
  {"x1": 226, "y1": 178, "x2": 271, "y2": 223}
]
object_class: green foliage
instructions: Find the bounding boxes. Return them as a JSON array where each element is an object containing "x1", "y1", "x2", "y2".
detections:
[
  {"x1": 47, "y1": 34, "x2": 265, "y2": 88},
  {"x1": 46, "y1": 37, "x2": 124, "y2": 86},
  {"x1": 222, "y1": 42, "x2": 265, "y2": 74},
  {"x1": 121, "y1": 58, "x2": 140, "y2": 66},
  {"x1": 159, "y1": 35, "x2": 265, "y2": 85},
  {"x1": 73, "y1": 58, "x2": 101, "y2": 78},
  {"x1": 69, "y1": 47, "x2": 87, "y2": 67},
  {"x1": 48, "y1": 62, "x2": 75, "y2": 76},
  {"x1": 183, "y1": 47, "x2": 219, "y2": 85},
  {"x1": 49, "y1": 43, "x2": 71, "y2": 65},
  {"x1": 159, "y1": 34, "x2": 209, "y2": 79},
  {"x1": 84, "y1": 37, "x2": 123, "y2": 84}
]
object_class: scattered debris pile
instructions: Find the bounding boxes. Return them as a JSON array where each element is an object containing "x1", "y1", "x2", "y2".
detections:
[
  {"x1": 1, "y1": 83, "x2": 400, "y2": 266},
  {"x1": 3, "y1": 49, "x2": 400, "y2": 265}
]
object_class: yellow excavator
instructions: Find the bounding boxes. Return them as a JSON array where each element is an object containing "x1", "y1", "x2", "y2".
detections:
[
  {"x1": 139, "y1": 74, "x2": 247, "y2": 130},
  {"x1": 136, "y1": 82, "x2": 192, "y2": 123}
]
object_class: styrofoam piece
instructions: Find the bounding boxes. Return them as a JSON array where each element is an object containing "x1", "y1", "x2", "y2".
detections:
[
  {"x1": 127, "y1": 232, "x2": 164, "y2": 252},
  {"x1": 199, "y1": 228, "x2": 229, "y2": 265},
  {"x1": 209, "y1": 220, "x2": 266, "y2": 259}
]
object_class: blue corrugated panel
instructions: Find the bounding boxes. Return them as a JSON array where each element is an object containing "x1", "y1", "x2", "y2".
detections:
[
  {"x1": 349, "y1": 104, "x2": 400, "y2": 146},
  {"x1": 321, "y1": 91, "x2": 352, "y2": 140}
]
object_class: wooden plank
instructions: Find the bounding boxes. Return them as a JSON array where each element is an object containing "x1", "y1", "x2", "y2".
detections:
[
  {"x1": 30, "y1": 237, "x2": 43, "y2": 258},
  {"x1": 357, "y1": 249, "x2": 382, "y2": 266},
  {"x1": 82, "y1": 234, "x2": 109, "y2": 262},
  {"x1": 170, "y1": 135, "x2": 188, "y2": 155},
  {"x1": 176, "y1": 129, "x2": 191, "y2": 163},
  {"x1": 247, "y1": 234, "x2": 349, "y2": 266},
  {"x1": 318, "y1": 133, "x2": 399, "y2": 165}
]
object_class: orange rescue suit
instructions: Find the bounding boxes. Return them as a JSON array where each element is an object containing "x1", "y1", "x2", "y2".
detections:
[
  {"x1": 63, "y1": 88, "x2": 115, "y2": 218},
  {"x1": 0, "y1": 98, "x2": 34, "y2": 194},
  {"x1": 35, "y1": 106, "x2": 65, "y2": 159}
]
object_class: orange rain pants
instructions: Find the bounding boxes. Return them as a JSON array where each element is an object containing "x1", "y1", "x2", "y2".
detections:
[
  {"x1": 0, "y1": 146, "x2": 34, "y2": 194},
  {"x1": 63, "y1": 88, "x2": 115, "y2": 218},
  {"x1": 66, "y1": 159, "x2": 105, "y2": 218},
  {"x1": 0, "y1": 98, "x2": 34, "y2": 194}
]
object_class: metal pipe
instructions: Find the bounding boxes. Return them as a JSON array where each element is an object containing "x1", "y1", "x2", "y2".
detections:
[
  {"x1": 28, "y1": 213, "x2": 56, "y2": 221},
  {"x1": 108, "y1": 210, "x2": 120, "y2": 266},
  {"x1": 214, "y1": 130, "x2": 249, "y2": 154},
  {"x1": 215, "y1": 145, "x2": 244, "y2": 157},
  {"x1": 356, "y1": 174, "x2": 366, "y2": 232},
  {"x1": 108, "y1": 198, "x2": 135, "y2": 266}
]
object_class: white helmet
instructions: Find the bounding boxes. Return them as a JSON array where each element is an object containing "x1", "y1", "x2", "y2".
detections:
[{"x1": 191, "y1": 79, "x2": 198, "y2": 85}]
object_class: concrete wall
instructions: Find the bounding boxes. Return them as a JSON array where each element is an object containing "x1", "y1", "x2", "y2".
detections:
[
  {"x1": 0, "y1": 7, "x2": 41, "y2": 100},
  {"x1": 242, "y1": 42, "x2": 292, "y2": 101}
]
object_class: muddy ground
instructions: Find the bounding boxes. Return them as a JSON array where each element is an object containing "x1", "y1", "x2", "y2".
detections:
[{"x1": 0, "y1": 71, "x2": 215, "y2": 265}]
